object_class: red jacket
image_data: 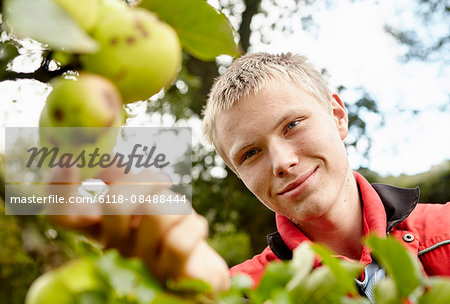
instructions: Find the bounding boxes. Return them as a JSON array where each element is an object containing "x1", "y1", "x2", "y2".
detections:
[{"x1": 230, "y1": 172, "x2": 450, "y2": 285}]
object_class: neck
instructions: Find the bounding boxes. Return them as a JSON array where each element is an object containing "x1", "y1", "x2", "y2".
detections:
[{"x1": 296, "y1": 168, "x2": 363, "y2": 260}]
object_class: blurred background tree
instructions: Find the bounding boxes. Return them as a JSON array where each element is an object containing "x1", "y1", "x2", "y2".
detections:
[{"x1": 384, "y1": 0, "x2": 449, "y2": 64}]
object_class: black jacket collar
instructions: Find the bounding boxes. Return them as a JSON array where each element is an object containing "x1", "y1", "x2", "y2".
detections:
[{"x1": 371, "y1": 183, "x2": 419, "y2": 231}]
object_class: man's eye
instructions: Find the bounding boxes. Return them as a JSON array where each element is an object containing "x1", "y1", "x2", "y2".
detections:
[
  {"x1": 242, "y1": 148, "x2": 258, "y2": 162},
  {"x1": 286, "y1": 120, "x2": 299, "y2": 130}
]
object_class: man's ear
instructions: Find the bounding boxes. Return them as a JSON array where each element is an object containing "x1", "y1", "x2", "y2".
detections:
[{"x1": 331, "y1": 93, "x2": 349, "y2": 140}]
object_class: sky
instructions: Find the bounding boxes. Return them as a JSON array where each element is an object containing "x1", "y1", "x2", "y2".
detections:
[{"x1": 1, "y1": 0, "x2": 449, "y2": 177}]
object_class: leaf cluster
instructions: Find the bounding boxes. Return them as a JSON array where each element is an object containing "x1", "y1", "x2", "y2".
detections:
[{"x1": 23, "y1": 235, "x2": 450, "y2": 304}]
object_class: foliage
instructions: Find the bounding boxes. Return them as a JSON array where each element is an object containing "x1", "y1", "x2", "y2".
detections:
[
  {"x1": 3, "y1": 0, "x2": 99, "y2": 53},
  {"x1": 0, "y1": 196, "x2": 104, "y2": 304},
  {"x1": 339, "y1": 86, "x2": 383, "y2": 159},
  {"x1": 140, "y1": 0, "x2": 241, "y2": 61},
  {"x1": 207, "y1": 227, "x2": 252, "y2": 267},
  {"x1": 0, "y1": 199, "x2": 38, "y2": 304},
  {"x1": 384, "y1": 0, "x2": 449, "y2": 63},
  {"x1": 357, "y1": 160, "x2": 450, "y2": 203},
  {"x1": 413, "y1": 164, "x2": 450, "y2": 204}
]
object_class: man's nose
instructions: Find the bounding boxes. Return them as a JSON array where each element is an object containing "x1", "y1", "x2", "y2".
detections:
[{"x1": 269, "y1": 141, "x2": 299, "y2": 177}]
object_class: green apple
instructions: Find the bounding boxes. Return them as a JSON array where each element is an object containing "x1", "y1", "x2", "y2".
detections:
[
  {"x1": 54, "y1": 260, "x2": 108, "y2": 293},
  {"x1": 46, "y1": 73, "x2": 122, "y2": 128},
  {"x1": 53, "y1": 0, "x2": 101, "y2": 32},
  {"x1": 25, "y1": 260, "x2": 108, "y2": 304},
  {"x1": 40, "y1": 74, "x2": 123, "y2": 179},
  {"x1": 80, "y1": 7, "x2": 182, "y2": 103},
  {"x1": 39, "y1": 108, "x2": 122, "y2": 180},
  {"x1": 25, "y1": 272, "x2": 74, "y2": 304},
  {"x1": 97, "y1": 0, "x2": 128, "y2": 17}
]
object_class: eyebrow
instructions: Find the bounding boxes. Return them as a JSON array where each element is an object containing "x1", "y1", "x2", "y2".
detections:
[{"x1": 229, "y1": 112, "x2": 294, "y2": 162}]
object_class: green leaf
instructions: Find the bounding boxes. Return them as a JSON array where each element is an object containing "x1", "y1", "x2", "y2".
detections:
[
  {"x1": 230, "y1": 274, "x2": 253, "y2": 291},
  {"x1": 301, "y1": 266, "x2": 340, "y2": 303},
  {"x1": 311, "y1": 244, "x2": 362, "y2": 296},
  {"x1": 139, "y1": 0, "x2": 241, "y2": 61},
  {"x1": 3, "y1": 0, "x2": 98, "y2": 53},
  {"x1": 151, "y1": 292, "x2": 194, "y2": 304},
  {"x1": 252, "y1": 262, "x2": 295, "y2": 302},
  {"x1": 374, "y1": 278, "x2": 401, "y2": 304},
  {"x1": 166, "y1": 278, "x2": 212, "y2": 294},
  {"x1": 419, "y1": 277, "x2": 450, "y2": 304},
  {"x1": 287, "y1": 249, "x2": 343, "y2": 303},
  {"x1": 77, "y1": 291, "x2": 109, "y2": 304},
  {"x1": 0, "y1": 42, "x2": 18, "y2": 79},
  {"x1": 265, "y1": 289, "x2": 293, "y2": 304},
  {"x1": 218, "y1": 293, "x2": 248, "y2": 304},
  {"x1": 366, "y1": 235, "x2": 422, "y2": 299},
  {"x1": 0, "y1": 42, "x2": 19, "y2": 67},
  {"x1": 95, "y1": 250, "x2": 160, "y2": 304},
  {"x1": 286, "y1": 242, "x2": 315, "y2": 291},
  {"x1": 217, "y1": 275, "x2": 252, "y2": 304}
]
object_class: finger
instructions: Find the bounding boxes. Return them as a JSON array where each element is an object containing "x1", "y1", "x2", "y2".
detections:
[
  {"x1": 47, "y1": 214, "x2": 102, "y2": 230},
  {"x1": 130, "y1": 215, "x2": 142, "y2": 229},
  {"x1": 162, "y1": 213, "x2": 208, "y2": 261},
  {"x1": 181, "y1": 241, "x2": 231, "y2": 292},
  {"x1": 132, "y1": 189, "x2": 194, "y2": 268},
  {"x1": 102, "y1": 170, "x2": 173, "y2": 215},
  {"x1": 100, "y1": 167, "x2": 172, "y2": 190},
  {"x1": 156, "y1": 213, "x2": 208, "y2": 279},
  {"x1": 46, "y1": 167, "x2": 102, "y2": 229},
  {"x1": 134, "y1": 214, "x2": 184, "y2": 264},
  {"x1": 95, "y1": 160, "x2": 127, "y2": 182},
  {"x1": 138, "y1": 188, "x2": 193, "y2": 215},
  {"x1": 98, "y1": 215, "x2": 134, "y2": 255},
  {"x1": 46, "y1": 166, "x2": 79, "y2": 199},
  {"x1": 47, "y1": 165, "x2": 80, "y2": 184},
  {"x1": 133, "y1": 211, "x2": 207, "y2": 281}
]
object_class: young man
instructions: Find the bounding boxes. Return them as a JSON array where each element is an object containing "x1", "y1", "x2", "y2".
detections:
[
  {"x1": 49, "y1": 52, "x2": 449, "y2": 297},
  {"x1": 201, "y1": 52, "x2": 450, "y2": 297}
]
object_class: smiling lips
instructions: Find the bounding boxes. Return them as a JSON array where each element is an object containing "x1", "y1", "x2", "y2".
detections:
[{"x1": 278, "y1": 167, "x2": 318, "y2": 197}]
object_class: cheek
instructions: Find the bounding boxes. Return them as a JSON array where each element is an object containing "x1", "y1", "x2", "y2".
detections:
[
  {"x1": 311, "y1": 122, "x2": 345, "y2": 154},
  {"x1": 240, "y1": 168, "x2": 268, "y2": 201},
  {"x1": 242, "y1": 174, "x2": 262, "y2": 197},
  {"x1": 295, "y1": 128, "x2": 327, "y2": 154}
]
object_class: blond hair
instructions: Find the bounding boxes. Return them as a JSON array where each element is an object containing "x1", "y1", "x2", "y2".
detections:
[{"x1": 202, "y1": 52, "x2": 332, "y2": 164}]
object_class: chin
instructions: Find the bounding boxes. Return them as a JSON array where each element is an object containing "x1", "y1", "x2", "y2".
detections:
[{"x1": 291, "y1": 205, "x2": 329, "y2": 223}]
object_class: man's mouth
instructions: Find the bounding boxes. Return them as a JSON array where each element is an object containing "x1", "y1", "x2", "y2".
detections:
[{"x1": 278, "y1": 166, "x2": 318, "y2": 197}]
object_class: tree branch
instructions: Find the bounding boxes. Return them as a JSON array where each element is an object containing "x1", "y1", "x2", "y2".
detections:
[
  {"x1": 1, "y1": 52, "x2": 81, "y2": 83},
  {"x1": 1, "y1": 66, "x2": 73, "y2": 83},
  {"x1": 239, "y1": 0, "x2": 261, "y2": 52}
]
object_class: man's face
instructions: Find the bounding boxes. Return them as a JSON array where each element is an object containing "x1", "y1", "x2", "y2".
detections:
[{"x1": 215, "y1": 80, "x2": 351, "y2": 224}]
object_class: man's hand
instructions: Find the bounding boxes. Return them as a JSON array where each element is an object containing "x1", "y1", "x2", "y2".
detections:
[{"x1": 46, "y1": 166, "x2": 230, "y2": 292}]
